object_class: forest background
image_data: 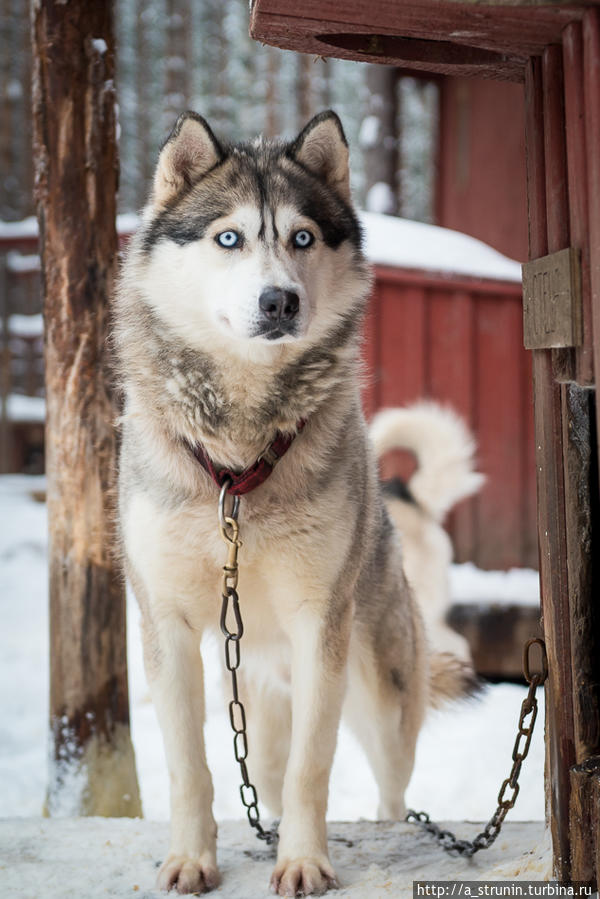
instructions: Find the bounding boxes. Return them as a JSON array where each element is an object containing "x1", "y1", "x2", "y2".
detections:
[{"x1": 1, "y1": 0, "x2": 438, "y2": 225}]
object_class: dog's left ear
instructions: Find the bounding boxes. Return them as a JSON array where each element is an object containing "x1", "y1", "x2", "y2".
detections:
[{"x1": 289, "y1": 111, "x2": 350, "y2": 201}]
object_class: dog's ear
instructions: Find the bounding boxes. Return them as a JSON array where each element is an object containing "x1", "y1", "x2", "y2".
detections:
[
  {"x1": 153, "y1": 112, "x2": 223, "y2": 206},
  {"x1": 289, "y1": 110, "x2": 350, "y2": 201}
]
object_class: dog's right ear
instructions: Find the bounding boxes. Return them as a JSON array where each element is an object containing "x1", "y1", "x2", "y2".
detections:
[{"x1": 153, "y1": 112, "x2": 223, "y2": 207}]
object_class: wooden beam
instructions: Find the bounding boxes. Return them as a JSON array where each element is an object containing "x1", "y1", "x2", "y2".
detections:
[
  {"x1": 569, "y1": 756, "x2": 600, "y2": 885},
  {"x1": 562, "y1": 384, "x2": 600, "y2": 766},
  {"x1": 31, "y1": 0, "x2": 141, "y2": 816},
  {"x1": 525, "y1": 55, "x2": 575, "y2": 882},
  {"x1": 250, "y1": 0, "x2": 590, "y2": 79},
  {"x1": 563, "y1": 22, "x2": 594, "y2": 385},
  {"x1": 583, "y1": 8, "x2": 600, "y2": 464}
]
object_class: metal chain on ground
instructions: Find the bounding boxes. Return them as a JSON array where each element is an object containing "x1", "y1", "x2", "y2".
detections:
[
  {"x1": 218, "y1": 480, "x2": 279, "y2": 846},
  {"x1": 216, "y1": 478, "x2": 547, "y2": 857},
  {"x1": 406, "y1": 636, "x2": 548, "y2": 857}
]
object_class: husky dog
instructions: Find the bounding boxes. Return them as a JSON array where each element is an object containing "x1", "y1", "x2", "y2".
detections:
[
  {"x1": 115, "y1": 111, "x2": 475, "y2": 896},
  {"x1": 371, "y1": 403, "x2": 484, "y2": 664}
]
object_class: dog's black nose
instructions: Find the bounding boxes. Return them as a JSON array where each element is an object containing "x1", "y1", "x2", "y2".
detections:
[{"x1": 259, "y1": 287, "x2": 300, "y2": 322}]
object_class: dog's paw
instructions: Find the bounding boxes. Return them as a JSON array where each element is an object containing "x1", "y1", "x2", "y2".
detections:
[
  {"x1": 157, "y1": 854, "x2": 220, "y2": 894},
  {"x1": 270, "y1": 857, "x2": 339, "y2": 896}
]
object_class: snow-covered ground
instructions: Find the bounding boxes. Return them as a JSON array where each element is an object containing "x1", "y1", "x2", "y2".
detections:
[
  {"x1": 0, "y1": 818, "x2": 550, "y2": 898},
  {"x1": 0, "y1": 475, "x2": 544, "y2": 827}
]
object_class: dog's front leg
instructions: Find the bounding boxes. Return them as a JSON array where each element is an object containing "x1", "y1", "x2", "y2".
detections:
[
  {"x1": 142, "y1": 613, "x2": 220, "y2": 894},
  {"x1": 270, "y1": 603, "x2": 351, "y2": 897}
]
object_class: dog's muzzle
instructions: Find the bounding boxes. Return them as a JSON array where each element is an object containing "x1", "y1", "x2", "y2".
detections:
[{"x1": 257, "y1": 286, "x2": 299, "y2": 338}]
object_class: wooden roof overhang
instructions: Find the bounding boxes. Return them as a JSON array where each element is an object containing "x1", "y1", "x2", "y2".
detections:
[{"x1": 250, "y1": 0, "x2": 600, "y2": 81}]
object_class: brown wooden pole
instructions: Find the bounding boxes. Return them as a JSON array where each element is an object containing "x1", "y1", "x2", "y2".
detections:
[
  {"x1": 525, "y1": 54, "x2": 574, "y2": 882},
  {"x1": 583, "y1": 9, "x2": 600, "y2": 466},
  {"x1": 31, "y1": 0, "x2": 141, "y2": 817}
]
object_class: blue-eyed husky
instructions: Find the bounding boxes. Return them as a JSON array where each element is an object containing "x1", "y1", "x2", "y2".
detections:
[{"x1": 115, "y1": 111, "x2": 476, "y2": 896}]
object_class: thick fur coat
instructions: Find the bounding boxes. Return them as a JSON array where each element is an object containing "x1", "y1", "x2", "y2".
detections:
[{"x1": 115, "y1": 111, "x2": 470, "y2": 897}]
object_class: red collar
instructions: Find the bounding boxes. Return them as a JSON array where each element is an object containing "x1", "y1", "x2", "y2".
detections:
[{"x1": 190, "y1": 422, "x2": 305, "y2": 496}]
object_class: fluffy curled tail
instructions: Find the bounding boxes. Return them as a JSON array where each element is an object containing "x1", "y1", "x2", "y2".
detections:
[
  {"x1": 429, "y1": 652, "x2": 483, "y2": 709},
  {"x1": 369, "y1": 401, "x2": 485, "y2": 522}
]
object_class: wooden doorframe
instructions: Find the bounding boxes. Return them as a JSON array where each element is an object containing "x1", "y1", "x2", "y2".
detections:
[{"x1": 523, "y1": 11, "x2": 600, "y2": 884}]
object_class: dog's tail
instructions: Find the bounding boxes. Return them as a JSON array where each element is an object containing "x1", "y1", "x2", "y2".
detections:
[
  {"x1": 429, "y1": 651, "x2": 482, "y2": 708},
  {"x1": 369, "y1": 401, "x2": 485, "y2": 522}
]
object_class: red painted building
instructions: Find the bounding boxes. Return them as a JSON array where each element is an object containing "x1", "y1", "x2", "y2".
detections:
[{"x1": 436, "y1": 77, "x2": 529, "y2": 262}]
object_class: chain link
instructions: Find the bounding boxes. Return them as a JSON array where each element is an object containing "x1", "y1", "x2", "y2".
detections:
[
  {"x1": 216, "y1": 479, "x2": 547, "y2": 858},
  {"x1": 218, "y1": 481, "x2": 279, "y2": 846},
  {"x1": 406, "y1": 636, "x2": 548, "y2": 857}
]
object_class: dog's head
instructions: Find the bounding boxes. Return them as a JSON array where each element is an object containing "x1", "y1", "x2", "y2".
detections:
[{"x1": 134, "y1": 111, "x2": 370, "y2": 356}]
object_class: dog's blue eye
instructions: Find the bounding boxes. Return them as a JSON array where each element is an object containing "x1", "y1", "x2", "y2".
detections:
[
  {"x1": 216, "y1": 230, "x2": 241, "y2": 249},
  {"x1": 293, "y1": 230, "x2": 314, "y2": 249}
]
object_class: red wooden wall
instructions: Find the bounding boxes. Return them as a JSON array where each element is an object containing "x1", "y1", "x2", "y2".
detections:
[
  {"x1": 436, "y1": 77, "x2": 529, "y2": 263},
  {"x1": 363, "y1": 265, "x2": 536, "y2": 571}
]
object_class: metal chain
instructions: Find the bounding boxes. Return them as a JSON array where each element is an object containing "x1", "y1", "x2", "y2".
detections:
[
  {"x1": 406, "y1": 636, "x2": 549, "y2": 857},
  {"x1": 216, "y1": 480, "x2": 547, "y2": 857},
  {"x1": 218, "y1": 481, "x2": 279, "y2": 846}
]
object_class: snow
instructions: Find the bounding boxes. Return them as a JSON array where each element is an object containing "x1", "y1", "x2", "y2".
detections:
[
  {"x1": 117, "y1": 212, "x2": 142, "y2": 233},
  {"x1": 0, "y1": 216, "x2": 38, "y2": 239},
  {"x1": 5, "y1": 394, "x2": 45, "y2": 423},
  {"x1": 6, "y1": 79, "x2": 23, "y2": 101},
  {"x1": 0, "y1": 475, "x2": 545, "y2": 833},
  {"x1": 358, "y1": 114, "x2": 380, "y2": 149},
  {"x1": 366, "y1": 182, "x2": 397, "y2": 215},
  {"x1": 450, "y1": 563, "x2": 540, "y2": 606},
  {"x1": 360, "y1": 211, "x2": 523, "y2": 282},
  {"x1": 6, "y1": 251, "x2": 40, "y2": 274},
  {"x1": 91, "y1": 37, "x2": 108, "y2": 55},
  {"x1": 0, "y1": 818, "x2": 550, "y2": 898},
  {"x1": 2, "y1": 313, "x2": 43, "y2": 337}
]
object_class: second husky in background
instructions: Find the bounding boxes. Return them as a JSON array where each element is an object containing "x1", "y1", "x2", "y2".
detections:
[{"x1": 370, "y1": 402, "x2": 485, "y2": 664}]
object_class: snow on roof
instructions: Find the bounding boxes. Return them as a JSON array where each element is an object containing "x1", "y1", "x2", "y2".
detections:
[
  {"x1": 360, "y1": 211, "x2": 523, "y2": 283},
  {"x1": 0, "y1": 217, "x2": 38, "y2": 239}
]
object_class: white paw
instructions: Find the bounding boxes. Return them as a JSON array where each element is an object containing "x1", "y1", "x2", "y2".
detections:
[
  {"x1": 270, "y1": 857, "x2": 339, "y2": 896},
  {"x1": 157, "y1": 854, "x2": 220, "y2": 894}
]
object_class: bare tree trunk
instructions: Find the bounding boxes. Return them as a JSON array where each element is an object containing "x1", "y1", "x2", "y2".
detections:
[
  {"x1": 164, "y1": 0, "x2": 191, "y2": 130},
  {"x1": 1, "y1": 0, "x2": 20, "y2": 219},
  {"x1": 361, "y1": 64, "x2": 399, "y2": 215},
  {"x1": 31, "y1": 0, "x2": 141, "y2": 818},
  {"x1": 265, "y1": 47, "x2": 279, "y2": 138},
  {"x1": 317, "y1": 56, "x2": 331, "y2": 111},
  {"x1": 135, "y1": 0, "x2": 154, "y2": 206},
  {"x1": 296, "y1": 53, "x2": 313, "y2": 129},
  {"x1": 16, "y1": 0, "x2": 34, "y2": 218}
]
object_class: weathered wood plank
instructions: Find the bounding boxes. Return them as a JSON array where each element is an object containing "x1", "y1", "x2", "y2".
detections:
[
  {"x1": 583, "y1": 9, "x2": 600, "y2": 461},
  {"x1": 475, "y1": 294, "x2": 525, "y2": 568},
  {"x1": 250, "y1": 0, "x2": 589, "y2": 78},
  {"x1": 569, "y1": 757, "x2": 600, "y2": 886},
  {"x1": 525, "y1": 55, "x2": 574, "y2": 882},
  {"x1": 522, "y1": 248, "x2": 582, "y2": 350},
  {"x1": 378, "y1": 281, "x2": 427, "y2": 408},
  {"x1": 562, "y1": 384, "x2": 600, "y2": 765},
  {"x1": 427, "y1": 288, "x2": 476, "y2": 562},
  {"x1": 31, "y1": 0, "x2": 141, "y2": 816},
  {"x1": 447, "y1": 603, "x2": 542, "y2": 681},
  {"x1": 563, "y1": 23, "x2": 594, "y2": 385}
]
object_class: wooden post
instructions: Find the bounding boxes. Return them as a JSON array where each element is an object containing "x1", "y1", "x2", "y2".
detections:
[
  {"x1": 525, "y1": 54, "x2": 574, "y2": 882},
  {"x1": 31, "y1": 0, "x2": 141, "y2": 817}
]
